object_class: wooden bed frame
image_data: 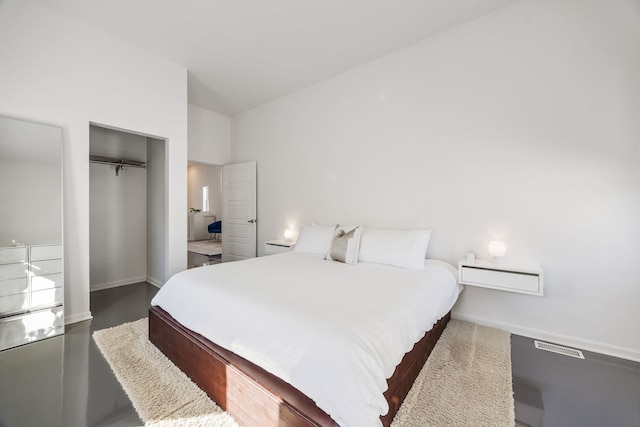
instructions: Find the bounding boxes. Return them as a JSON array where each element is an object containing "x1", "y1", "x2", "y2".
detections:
[{"x1": 149, "y1": 306, "x2": 450, "y2": 427}]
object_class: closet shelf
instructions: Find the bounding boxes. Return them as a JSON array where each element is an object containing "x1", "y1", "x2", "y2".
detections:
[{"x1": 89, "y1": 155, "x2": 146, "y2": 176}]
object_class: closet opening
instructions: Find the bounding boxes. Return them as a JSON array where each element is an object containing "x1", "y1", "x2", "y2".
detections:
[
  {"x1": 187, "y1": 161, "x2": 222, "y2": 269},
  {"x1": 88, "y1": 124, "x2": 167, "y2": 293}
]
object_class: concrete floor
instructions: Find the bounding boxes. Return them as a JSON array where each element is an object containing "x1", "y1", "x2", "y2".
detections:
[
  {"x1": 0, "y1": 282, "x2": 638, "y2": 427},
  {"x1": 511, "y1": 335, "x2": 640, "y2": 427},
  {"x1": 0, "y1": 283, "x2": 155, "y2": 427}
]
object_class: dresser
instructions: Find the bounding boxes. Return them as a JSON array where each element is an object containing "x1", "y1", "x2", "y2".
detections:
[
  {"x1": 0, "y1": 246, "x2": 29, "y2": 317},
  {"x1": 0, "y1": 244, "x2": 64, "y2": 350}
]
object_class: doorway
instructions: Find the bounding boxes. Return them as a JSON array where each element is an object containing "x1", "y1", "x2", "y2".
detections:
[{"x1": 187, "y1": 161, "x2": 222, "y2": 268}]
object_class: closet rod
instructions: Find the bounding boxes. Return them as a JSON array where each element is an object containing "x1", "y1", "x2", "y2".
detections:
[{"x1": 89, "y1": 155, "x2": 146, "y2": 176}]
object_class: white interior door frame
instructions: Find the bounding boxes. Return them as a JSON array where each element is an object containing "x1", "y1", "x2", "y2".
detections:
[{"x1": 222, "y1": 161, "x2": 257, "y2": 262}]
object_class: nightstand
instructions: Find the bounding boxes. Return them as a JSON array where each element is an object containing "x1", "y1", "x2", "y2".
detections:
[
  {"x1": 264, "y1": 240, "x2": 295, "y2": 255},
  {"x1": 458, "y1": 259, "x2": 543, "y2": 296}
]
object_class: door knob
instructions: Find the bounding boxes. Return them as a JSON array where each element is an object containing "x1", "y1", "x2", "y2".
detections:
[{"x1": 247, "y1": 219, "x2": 256, "y2": 223}]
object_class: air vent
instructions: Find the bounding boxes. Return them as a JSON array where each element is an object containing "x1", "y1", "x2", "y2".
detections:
[{"x1": 534, "y1": 340, "x2": 585, "y2": 359}]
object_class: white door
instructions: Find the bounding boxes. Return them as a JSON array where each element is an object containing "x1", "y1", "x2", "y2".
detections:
[{"x1": 222, "y1": 161, "x2": 257, "y2": 262}]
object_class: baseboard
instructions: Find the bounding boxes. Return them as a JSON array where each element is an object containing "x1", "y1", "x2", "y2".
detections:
[
  {"x1": 90, "y1": 276, "x2": 148, "y2": 292},
  {"x1": 65, "y1": 310, "x2": 93, "y2": 325},
  {"x1": 452, "y1": 313, "x2": 640, "y2": 363},
  {"x1": 146, "y1": 276, "x2": 164, "y2": 288}
]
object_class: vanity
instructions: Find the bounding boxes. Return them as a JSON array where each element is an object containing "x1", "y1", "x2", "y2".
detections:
[{"x1": 0, "y1": 115, "x2": 64, "y2": 351}]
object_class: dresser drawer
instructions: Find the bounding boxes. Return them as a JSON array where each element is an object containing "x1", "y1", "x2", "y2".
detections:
[
  {"x1": 30, "y1": 245, "x2": 62, "y2": 261},
  {"x1": 0, "y1": 263, "x2": 28, "y2": 281},
  {"x1": 0, "y1": 306, "x2": 64, "y2": 349},
  {"x1": 0, "y1": 293, "x2": 28, "y2": 316},
  {"x1": 31, "y1": 273, "x2": 63, "y2": 292},
  {"x1": 31, "y1": 259, "x2": 63, "y2": 276},
  {"x1": 0, "y1": 247, "x2": 27, "y2": 265},
  {"x1": 25, "y1": 306, "x2": 65, "y2": 340},
  {"x1": 0, "y1": 277, "x2": 29, "y2": 297},
  {"x1": 31, "y1": 287, "x2": 63, "y2": 310},
  {"x1": 0, "y1": 313, "x2": 31, "y2": 349}
]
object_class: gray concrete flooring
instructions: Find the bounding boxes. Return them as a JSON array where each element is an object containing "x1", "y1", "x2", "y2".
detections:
[
  {"x1": 0, "y1": 282, "x2": 638, "y2": 426},
  {"x1": 512, "y1": 334, "x2": 640, "y2": 427},
  {"x1": 0, "y1": 283, "x2": 155, "y2": 427}
]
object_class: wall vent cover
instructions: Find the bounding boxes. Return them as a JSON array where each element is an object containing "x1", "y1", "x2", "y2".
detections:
[{"x1": 534, "y1": 340, "x2": 585, "y2": 359}]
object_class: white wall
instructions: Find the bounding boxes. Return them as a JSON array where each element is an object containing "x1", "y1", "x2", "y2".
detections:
[
  {"x1": 233, "y1": 0, "x2": 640, "y2": 360},
  {"x1": 89, "y1": 126, "x2": 147, "y2": 290},
  {"x1": 0, "y1": 160, "x2": 62, "y2": 246},
  {"x1": 0, "y1": 0, "x2": 188, "y2": 323},
  {"x1": 147, "y1": 138, "x2": 166, "y2": 288},
  {"x1": 188, "y1": 104, "x2": 231, "y2": 165}
]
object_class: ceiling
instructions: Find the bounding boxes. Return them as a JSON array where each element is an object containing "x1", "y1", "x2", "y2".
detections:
[{"x1": 33, "y1": 0, "x2": 517, "y2": 116}]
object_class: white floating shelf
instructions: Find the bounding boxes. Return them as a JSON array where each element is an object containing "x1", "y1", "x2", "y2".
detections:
[{"x1": 458, "y1": 259, "x2": 543, "y2": 296}]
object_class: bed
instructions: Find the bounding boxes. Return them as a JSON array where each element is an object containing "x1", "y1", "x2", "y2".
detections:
[{"x1": 150, "y1": 233, "x2": 461, "y2": 427}]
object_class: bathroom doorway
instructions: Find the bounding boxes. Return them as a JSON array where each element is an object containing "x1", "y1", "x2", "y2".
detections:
[{"x1": 187, "y1": 161, "x2": 222, "y2": 268}]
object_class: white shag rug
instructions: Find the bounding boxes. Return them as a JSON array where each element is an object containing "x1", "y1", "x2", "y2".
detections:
[
  {"x1": 187, "y1": 240, "x2": 222, "y2": 256},
  {"x1": 93, "y1": 318, "x2": 514, "y2": 427}
]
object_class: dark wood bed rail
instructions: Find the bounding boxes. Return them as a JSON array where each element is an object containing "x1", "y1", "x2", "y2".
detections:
[{"x1": 149, "y1": 306, "x2": 450, "y2": 427}]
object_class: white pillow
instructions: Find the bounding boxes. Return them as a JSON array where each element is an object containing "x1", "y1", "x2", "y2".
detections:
[
  {"x1": 325, "y1": 225, "x2": 362, "y2": 265},
  {"x1": 358, "y1": 228, "x2": 431, "y2": 271},
  {"x1": 293, "y1": 224, "x2": 335, "y2": 255}
]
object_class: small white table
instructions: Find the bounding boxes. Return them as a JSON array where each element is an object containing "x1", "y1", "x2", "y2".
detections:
[
  {"x1": 458, "y1": 259, "x2": 543, "y2": 296},
  {"x1": 264, "y1": 240, "x2": 295, "y2": 255}
]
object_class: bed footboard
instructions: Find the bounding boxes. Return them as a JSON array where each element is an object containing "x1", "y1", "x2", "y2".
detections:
[{"x1": 149, "y1": 306, "x2": 450, "y2": 427}]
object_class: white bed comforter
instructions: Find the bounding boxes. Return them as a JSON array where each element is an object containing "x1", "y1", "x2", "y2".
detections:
[{"x1": 151, "y1": 252, "x2": 461, "y2": 427}]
